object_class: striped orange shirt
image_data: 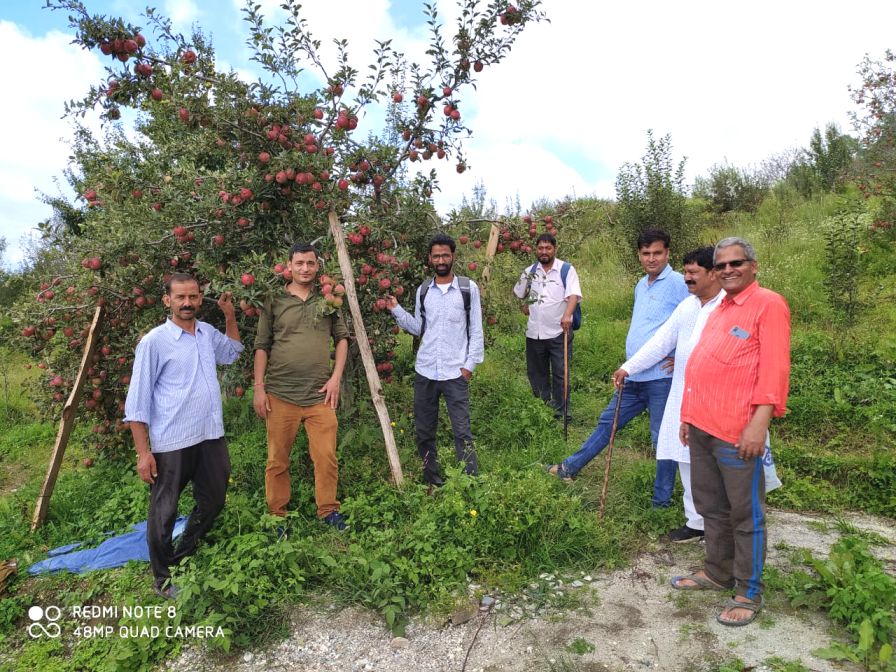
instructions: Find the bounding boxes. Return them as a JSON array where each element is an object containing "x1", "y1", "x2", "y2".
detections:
[{"x1": 681, "y1": 281, "x2": 791, "y2": 444}]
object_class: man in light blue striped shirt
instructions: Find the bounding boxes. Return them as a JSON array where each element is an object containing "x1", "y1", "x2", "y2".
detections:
[
  {"x1": 386, "y1": 233, "x2": 484, "y2": 486},
  {"x1": 124, "y1": 273, "x2": 243, "y2": 598}
]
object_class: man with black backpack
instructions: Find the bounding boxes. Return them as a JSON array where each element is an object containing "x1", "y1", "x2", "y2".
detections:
[
  {"x1": 386, "y1": 233, "x2": 484, "y2": 486},
  {"x1": 513, "y1": 233, "x2": 583, "y2": 422}
]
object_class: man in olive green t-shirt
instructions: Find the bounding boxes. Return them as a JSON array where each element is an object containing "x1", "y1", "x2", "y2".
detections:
[{"x1": 253, "y1": 243, "x2": 349, "y2": 531}]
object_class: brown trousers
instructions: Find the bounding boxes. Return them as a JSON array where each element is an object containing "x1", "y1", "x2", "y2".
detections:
[
  {"x1": 265, "y1": 394, "x2": 339, "y2": 518},
  {"x1": 689, "y1": 424, "x2": 766, "y2": 601}
]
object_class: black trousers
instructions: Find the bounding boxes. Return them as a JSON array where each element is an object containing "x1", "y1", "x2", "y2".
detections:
[
  {"x1": 147, "y1": 437, "x2": 230, "y2": 585},
  {"x1": 413, "y1": 374, "x2": 478, "y2": 484},
  {"x1": 525, "y1": 333, "x2": 572, "y2": 416}
]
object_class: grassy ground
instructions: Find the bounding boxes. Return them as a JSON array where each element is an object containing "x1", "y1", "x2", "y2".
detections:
[{"x1": 0, "y1": 193, "x2": 893, "y2": 671}]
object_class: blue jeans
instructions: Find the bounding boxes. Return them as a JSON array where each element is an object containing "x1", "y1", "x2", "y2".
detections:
[{"x1": 561, "y1": 377, "x2": 677, "y2": 506}]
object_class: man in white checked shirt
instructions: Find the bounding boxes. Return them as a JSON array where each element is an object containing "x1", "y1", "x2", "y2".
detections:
[
  {"x1": 124, "y1": 273, "x2": 243, "y2": 599},
  {"x1": 611, "y1": 248, "x2": 780, "y2": 543},
  {"x1": 513, "y1": 233, "x2": 582, "y2": 422}
]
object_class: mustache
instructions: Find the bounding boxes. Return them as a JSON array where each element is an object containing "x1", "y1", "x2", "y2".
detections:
[{"x1": 685, "y1": 280, "x2": 695, "y2": 285}]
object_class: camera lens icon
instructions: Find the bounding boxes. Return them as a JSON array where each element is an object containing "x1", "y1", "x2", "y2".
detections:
[{"x1": 27, "y1": 605, "x2": 62, "y2": 639}]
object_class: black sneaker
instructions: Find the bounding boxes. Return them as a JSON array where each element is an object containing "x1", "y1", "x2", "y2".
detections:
[
  {"x1": 323, "y1": 511, "x2": 347, "y2": 532},
  {"x1": 665, "y1": 525, "x2": 705, "y2": 544},
  {"x1": 153, "y1": 581, "x2": 179, "y2": 600}
]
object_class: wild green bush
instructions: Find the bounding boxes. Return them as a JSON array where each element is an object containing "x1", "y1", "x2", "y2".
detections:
[
  {"x1": 823, "y1": 207, "x2": 871, "y2": 329},
  {"x1": 614, "y1": 131, "x2": 701, "y2": 266},
  {"x1": 802, "y1": 537, "x2": 895, "y2": 671},
  {"x1": 693, "y1": 162, "x2": 770, "y2": 214}
]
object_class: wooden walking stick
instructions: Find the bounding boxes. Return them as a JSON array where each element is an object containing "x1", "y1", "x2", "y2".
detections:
[
  {"x1": 563, "y1": 329, "x2": 569, "y2": 442},
  {"x1": 598, "y1": 380, "x2": 625, "y2": 520}
]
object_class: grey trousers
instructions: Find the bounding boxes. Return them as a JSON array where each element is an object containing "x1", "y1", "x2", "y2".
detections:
[
  {"x1": 413, "y1": 373, "x2": 478, "y2": 484},
  {"x1": 148, "y1": 437, "x2": 230, "y2": 586},
  {"x1": 689, "y1": 424, "x2": 766, "y2": 601}
]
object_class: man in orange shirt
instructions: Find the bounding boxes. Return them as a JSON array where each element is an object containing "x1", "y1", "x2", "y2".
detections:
[{"x1": 673, "y1": 237, "x2": 791, "y2": 627}]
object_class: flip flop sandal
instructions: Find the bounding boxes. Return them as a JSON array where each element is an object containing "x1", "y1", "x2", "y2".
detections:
[
  {"x1": 545, "y1": 464, "x2": 574, "y2": 483},
  {"x1": 716, "y1": 596, "x2": 763, "y2": 627},
  {"x1": 670, "y1": 573, "x2": 730, "y2": 591}
]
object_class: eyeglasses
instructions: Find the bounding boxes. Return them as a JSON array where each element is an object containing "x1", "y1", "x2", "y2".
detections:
[{"x1": 713, "y1": 259, "x2": 752, "y2": 271}]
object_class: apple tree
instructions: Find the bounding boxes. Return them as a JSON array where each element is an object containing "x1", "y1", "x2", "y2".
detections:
[
  {"x1": 16, "y1": 0, "x2": 546, "y2": 480},
  {"x1": 850, "y1": 49, "x2": 896, "y2": 235}
]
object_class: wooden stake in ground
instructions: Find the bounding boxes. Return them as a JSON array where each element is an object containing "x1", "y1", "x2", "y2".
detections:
[
  {"x1": 328, "y1": 210, "x2": 404, "y2": 487},
  {"x1": 598, "y1": 380, "x2": 625, "y2": 520},
  {"x1": 32, "y1": 305, "x2": 104, "y2": 531},
  {"x1": 481, "y1": 223, "x2": 501, "y2": 286}
]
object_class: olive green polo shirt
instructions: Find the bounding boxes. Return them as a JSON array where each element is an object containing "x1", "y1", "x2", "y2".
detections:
[{"x1": 254, "y1": 289, "x2": 350, "y2": 407}]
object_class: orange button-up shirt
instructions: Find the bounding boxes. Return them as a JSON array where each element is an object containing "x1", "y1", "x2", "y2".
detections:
[{"x1": 681, "y1": 281, "x2": 791, "y2": 444}]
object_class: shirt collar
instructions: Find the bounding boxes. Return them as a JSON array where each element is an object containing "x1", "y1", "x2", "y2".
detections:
[
  {"x1": 164, "y1": 317, "x2": 203, "y2": 340},
  {"x1": 282, "y1": 286, "x2": 319, "y2": 301},
  {"x1": 642, "y1": 263, "x2": 673, "y2": 285},
  {"x1": 705, "y1": 288, "x2": 726, "y2": 307},
  {"x1": 427, "y1": 276, "x2": 458, "y2": 290},
  {"x1": 537, "y1": 259, "x2": 565, "y2": 275},
  {"x1": 722, "y1": 280, "x2": 760, "y2": 306}
]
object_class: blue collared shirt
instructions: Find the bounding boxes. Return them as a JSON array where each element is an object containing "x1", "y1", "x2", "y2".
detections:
[
  {"x1": 390, "y1": 276, "x2": 485, "y2": 380},
  {"x1": 625, "y1": 264, "x2": 689, "y2": 382},
  {"x1": 124, "y1": 319, "x2": 244, "y2": 453}
]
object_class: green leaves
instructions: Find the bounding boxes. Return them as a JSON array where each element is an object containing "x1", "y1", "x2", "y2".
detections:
[{"x1": 802, "y1": 536, "x2": 896, "y2": 670}]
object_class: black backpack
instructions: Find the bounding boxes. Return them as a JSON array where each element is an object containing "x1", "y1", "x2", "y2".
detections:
[
  {"x1": 525, "y1": 262, "x2": 582, "y2": 330},
  {"x1": 418, "y1": 276, "x2": 472, "y2": 338}
]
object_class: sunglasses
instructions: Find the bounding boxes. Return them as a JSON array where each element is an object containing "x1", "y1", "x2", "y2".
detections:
[{"x1": 713, "y1": 259, "x2": 752, "y2": 271}]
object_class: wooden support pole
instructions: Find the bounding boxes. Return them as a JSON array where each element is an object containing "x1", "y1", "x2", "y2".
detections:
[
  {"x1": 32, "y1": 304, "x2": 104, "y2": 531},
  {"x1": 328, "y1": 210, "x2": 404, "y2": 487},
  {"x1": 480, "y1": 222, "x2": 501, "y2": 287}
]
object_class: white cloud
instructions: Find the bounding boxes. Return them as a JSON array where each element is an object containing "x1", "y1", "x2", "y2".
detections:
[
  {"x1": 426, "y1": 141, "x2": 595, "y2": 216},
  {"x1": 164, "y1": 0, "x2": 201, "y2": 30},
  {"x1": 397, "y1": 0, "x2": 896, "y2": 214},
  {"x1": 0, "y1": 22, "x2": 106, "y2": 267}
]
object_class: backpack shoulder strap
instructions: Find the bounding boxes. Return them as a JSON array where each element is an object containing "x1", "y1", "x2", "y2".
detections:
[
  {"x1": 457, "y1": 276, "x2": 472, "y2": 338},
  {"x1": 559, "y1": 261, "x2": 570, "y2": 288},
  {"x1": 418, "y1": 279, "x2": 432, "y2": 336},
  {"x1": 525, "y1": 262, "x2": 539, "y2": 295}
]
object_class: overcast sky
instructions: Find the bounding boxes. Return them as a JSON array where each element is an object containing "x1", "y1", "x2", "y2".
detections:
[{"x1": 1, "y1": 0, "x2": 894, "y2": 267}]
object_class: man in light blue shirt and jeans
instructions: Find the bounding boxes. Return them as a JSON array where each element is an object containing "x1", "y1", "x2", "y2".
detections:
[
  {"x1": 386, "y1": 233, "x2": 485, "y2": 486},
  {"x1": 124, "y1": 273, "x2": 243, "y2": 598},
  {"x1": 548, "y1": 229, "x2": 688, "y2": 507}
]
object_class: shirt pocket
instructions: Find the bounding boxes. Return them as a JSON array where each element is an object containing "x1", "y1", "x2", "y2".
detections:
[
  {"x1": 442, "y1": 296, "x2": 466, "y2": 326},
  {"x1": 708, "y1": 328, "x2": 757, "y2": 366}
]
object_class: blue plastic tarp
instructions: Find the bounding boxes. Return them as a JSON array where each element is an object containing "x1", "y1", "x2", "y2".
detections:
[{"x1": 28, "y1": 518, "x2": 186, "y2": 575}]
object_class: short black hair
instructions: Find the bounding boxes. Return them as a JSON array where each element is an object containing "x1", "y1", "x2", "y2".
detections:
[
  {"x1": 682, "y1": 246, "x2": 715, "y2": 271},
  {"x1": 164, "y1": 273, "x2": 199, "y2": 295},
  {"x1": 428, "y1": 233, "x2": 456, "y2": 254},
  {"x1": 636, "y1": 229, "x2": 671, "y2": 250},
  {"x1": 535, "y1": 233, "x2": 557, "y2": 247},
  {"x1": 289, "y1": 242, "x2": 319, "y2": 260}
]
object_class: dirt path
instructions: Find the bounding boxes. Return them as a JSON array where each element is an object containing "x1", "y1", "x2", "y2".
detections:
[{"x1": 163, "y1": 509, "x2": 896, "y2": 672}]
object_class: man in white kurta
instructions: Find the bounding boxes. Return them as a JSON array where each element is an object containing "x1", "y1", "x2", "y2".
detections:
[{"x1": 612, "y1": 247, "x2": 781, "y2": 542}]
